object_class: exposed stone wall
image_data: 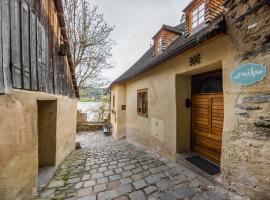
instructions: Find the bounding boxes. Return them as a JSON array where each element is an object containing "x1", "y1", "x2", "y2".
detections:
[
  {"x1": 223, "y1": 1, "x2": 270, "y2": 199},
  {"x1": 126, "y1": 127, "x2": 176, "y2": 160},
  {"x1": 77, "y1": 111, "x2": 103, "y2": 132},
  {"x1": 225, "y1": 0, "x2": 270, "y2": 60}
]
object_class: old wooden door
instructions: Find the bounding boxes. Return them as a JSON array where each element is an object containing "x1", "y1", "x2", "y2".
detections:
[{"x1": 191, "y1": 71, "x2": 223, "y2": 164}]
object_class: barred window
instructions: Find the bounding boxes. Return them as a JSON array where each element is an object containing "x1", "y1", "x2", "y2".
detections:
[{"x1": 137, "y1": 89, "x2": 148, "y2": 117}]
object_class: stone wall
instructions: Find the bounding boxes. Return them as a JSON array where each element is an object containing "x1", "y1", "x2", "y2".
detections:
[
  {"x1": 77, "y1": 111, "x2": 103, "y2": 132},
  {"x1": 223, "y1": 0, "x2": 270, "y2": 199}
]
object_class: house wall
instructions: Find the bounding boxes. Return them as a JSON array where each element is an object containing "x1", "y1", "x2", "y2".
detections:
[
  {"x1": 111, "y1": 35, "x2": 237, "y2": 160},
  {"x1": 111, "y1": 84, "x2": 127, "y2": 139},
  {"x1": 0, "y1": 0, "x2": 77, "y2": 97},
  {"x1": 0, "y1": 90, "x2": 77, "y2": 200},
  {"x1": 222, "y1": 1, "x2": 270, "y2": 198},
  {"x1": 175, "y1": 75, "x2": 191, "y2": 153},
  {"x1": 110, "y1": 1, "x2": 270, "y2": 198}
]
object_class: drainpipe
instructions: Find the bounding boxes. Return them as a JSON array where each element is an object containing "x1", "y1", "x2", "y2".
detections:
[{"x1": 109, "y1": 89, "x2": 112, "y2": 122}]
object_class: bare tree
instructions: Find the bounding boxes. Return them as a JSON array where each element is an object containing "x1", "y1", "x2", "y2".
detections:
[
  {"x1": 63, "y1": 0, "x2": 115, "y2": 90},
  {"x1": 92, "y1": 103, "x2": 109, "y2": 122}
]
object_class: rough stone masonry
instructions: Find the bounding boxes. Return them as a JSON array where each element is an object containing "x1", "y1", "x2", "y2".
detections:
[{"x1": 223, "y1": 0, "x2": 270, "y2": 199}]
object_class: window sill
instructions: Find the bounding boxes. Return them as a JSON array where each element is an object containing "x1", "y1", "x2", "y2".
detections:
[{"x1": 137, "y1": 113, "x2": 148, "y2": 118}]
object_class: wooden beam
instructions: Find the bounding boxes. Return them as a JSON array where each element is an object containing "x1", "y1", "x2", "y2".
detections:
[
  {"x1": 30, "y1": 11, "x2": 38, "y2": 90},
  {"x1": 2, "y1": 0, "x2": 12, "y2": 93},
  {"x1": 0, "y1": 0, "x2": 4, "y2": 93},
  {"x1": 11, "y1": 0, "x2": 23, "y2": 89},
  {"x1": 21, "y1": 0, "x2": 31, "y2": 89}
]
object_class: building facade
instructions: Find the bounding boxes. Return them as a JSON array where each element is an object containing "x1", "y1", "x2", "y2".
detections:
[
  {"x1": 0, "y1": 0, "x2": 78, "y2": 199},
  {"x1": 110, "y1": 0, "x2": 270, "y2": 199}
]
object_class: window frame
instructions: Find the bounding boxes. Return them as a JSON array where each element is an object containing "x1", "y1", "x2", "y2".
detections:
[
  {"x1": 137, "y1": 89, "x2": 148, "y2": 118},
  {"x1": 157, "y1": 37, "x2": 162, "y2": 53},
  {"x1": 189, "y1": 1, "x2": 205, "y2": 31}
]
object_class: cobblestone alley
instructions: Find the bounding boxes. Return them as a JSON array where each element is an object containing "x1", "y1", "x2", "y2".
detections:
[{"x1": 37, "y1": 132, "x2": 242, "y2": 200}]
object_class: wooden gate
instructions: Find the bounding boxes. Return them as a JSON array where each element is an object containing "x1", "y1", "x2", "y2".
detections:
[
  {"x1": 191, "y1": 93, "x2": 224, "y2": 164},
  {"x1": 191, "y1": 70, "x2": 223, "y2": 164}
]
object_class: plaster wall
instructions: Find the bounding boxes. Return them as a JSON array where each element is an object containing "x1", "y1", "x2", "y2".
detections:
[
  {"x1": 0, "y1": 90, "x2": 77, "y2": 200},
  {"x1": 111, "y1": 84, "x2": 127, "y2": 139},
  {"x1": 111, "y1": 35, "x2": 237, "y2": 160},
  {"x1": 38, "y1": 100, "x2": 57, "y2": 168}
]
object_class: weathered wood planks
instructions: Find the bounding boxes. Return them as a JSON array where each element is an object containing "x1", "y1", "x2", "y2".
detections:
[
  {"x1": 30, "y1": 11, "x2": 38, "y2": 90},
  {"x1": 0, "y1": 0, "x2": 3, "y2": 93},
  {"x1": 37, "y1": 20, "x2": 47, "y2": 92},
  {"x1": 0, "y1": 0, "x2": 75, "y2": 97},
  {"x1": 11, "y1": 0, "x2": 22, "y2": 88},
  {"x1": 21, "y1": 0, "x2": 31, "y2": 89},
  {"x1": 1, "y1": 0, "x2": 12, "y2": 93}
]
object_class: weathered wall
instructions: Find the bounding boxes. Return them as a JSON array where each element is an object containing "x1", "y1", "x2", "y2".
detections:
[
  {"x1": 111, "y1": 84, "x2": 127, "y2": 139},
  {"x1": 176, "y1": 75, "x2": 191, "y2": 153},
  {"x1": 55, "y1": 97, "x2": 77, "y2": 166},
  {"x1": 112, "y1": 35, "x2": 236, "y2": 160},
  {"x1": 38, "y1": 100, "x2": 57, "y2": 168},
  {"x1": 77, "y1": 111, "x2": 104, "y2": 132},
  {"x1": 0, "y1": 90, "x2": 77, "y2": 200},
  {"x1": 221, "y1": 1, "x2": 270, "y2": 199}
]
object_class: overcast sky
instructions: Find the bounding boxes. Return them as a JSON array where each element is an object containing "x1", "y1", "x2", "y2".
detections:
[{"x1": 89, "y1": 0, "x2": 190, "y2": 83}]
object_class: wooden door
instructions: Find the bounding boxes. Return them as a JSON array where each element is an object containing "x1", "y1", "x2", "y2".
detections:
[{"x1": 191, "y1": 93, "x2": 224, "y2": 164}]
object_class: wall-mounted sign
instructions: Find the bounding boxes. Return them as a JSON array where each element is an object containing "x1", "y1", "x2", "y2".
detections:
[{"x1": 231, "y1": 63, "x2": 267, "y2": 86}]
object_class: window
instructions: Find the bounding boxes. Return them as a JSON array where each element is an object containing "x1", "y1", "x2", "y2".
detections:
[
  {"x1": 191, "y1": 2, "x2": 205, "y2": 30},
  {"x1": 156, "y1": 37, "x2": 163, "y2": 53},
  {"x1": 137, "y1": 89, "x2": 148, "y2": 117}
]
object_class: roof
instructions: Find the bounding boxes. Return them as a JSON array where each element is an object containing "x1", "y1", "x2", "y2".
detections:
[
  {"x1": 111, "y1": 16, "x2": 226, "y2": 86},
  {"x1": 55, "y1": 0, "x2": 79, "y2": 98},
  {"x1": 183, "y1": 0, "x2": 197, "y2": 12},
  {"x1": 152, "y1": 24, "x2": 184, "y2": 39}
]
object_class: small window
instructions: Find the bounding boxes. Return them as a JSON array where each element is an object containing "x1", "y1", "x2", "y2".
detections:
[
  {"x1": 137, "y1": 89, "x2": 148, "y2": 117},
  {"x1": 191, "y1": 2, "x2": 205, "y2": 30},
  {"x1": 156, "y1": 37, "x2": 163, "y2": 53}
]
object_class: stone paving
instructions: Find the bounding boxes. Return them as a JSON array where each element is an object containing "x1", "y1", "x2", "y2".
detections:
[{"x1": 37, "y1": 132, "x2": 242, "y2": 200}]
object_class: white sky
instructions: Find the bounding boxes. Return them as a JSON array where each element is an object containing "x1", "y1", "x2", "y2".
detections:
[{"x1": 89, "y1": 0, "x2": 190, "y2": 83}]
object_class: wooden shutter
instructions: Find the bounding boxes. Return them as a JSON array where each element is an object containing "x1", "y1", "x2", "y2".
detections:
[
  {"x1": 37, "y1": 20, "x2": 47, "y2": 92},
  {"x1": 21, "y1": 0, "x2": 31, "y2": 89},
  {"x1": 0, "y1": 0, "x2": 12, "y2": 94},
  {"x1": 30, "y1": 11, "x2": 38, "y2": 90},
  {"x1": 10, "y1": 0, "x2": 22, "y2": 88},
  {"x1": 43, "y1": 30, "x2": 49, "y2": 93},
  {"x1": 0, "y1": 0, "x2": 3, "y2": 93}
]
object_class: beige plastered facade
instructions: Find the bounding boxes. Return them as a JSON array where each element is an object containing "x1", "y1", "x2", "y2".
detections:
[
  {"x1": 111, "y1": 34, "x2": 236, "y2": 159},
  {"x1": 111, "y1": 33, "x2": 270, "y2": 198},
  {"x1": 0, "y1": 90, "x2": 77, "y2": 200}
]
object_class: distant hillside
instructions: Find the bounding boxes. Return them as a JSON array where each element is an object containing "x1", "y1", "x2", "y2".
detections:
[{"x1": 80, "y1": 88, "x2": 109, "y2": 101}]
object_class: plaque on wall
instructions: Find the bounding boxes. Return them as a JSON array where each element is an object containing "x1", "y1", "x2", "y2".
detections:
[{"x1": 231, "y1": 63, "x2": 267, "y2": 86}]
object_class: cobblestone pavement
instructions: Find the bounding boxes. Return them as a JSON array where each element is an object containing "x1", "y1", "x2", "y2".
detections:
[{"x1": 37, "y1": 132, "x2": 242, "y2": 200}]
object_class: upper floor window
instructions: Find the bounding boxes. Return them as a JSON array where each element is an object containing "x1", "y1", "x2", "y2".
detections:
[
  {"x1": 156, "y1": 37, "x2": 163, "y2": 53},
  {"x1": 191, "y1": 2, "x2": 205, "y2": 30}
]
